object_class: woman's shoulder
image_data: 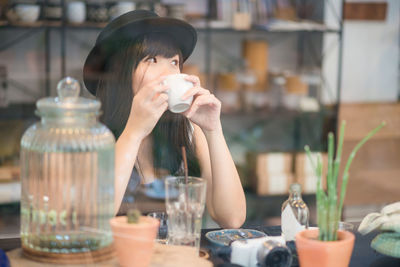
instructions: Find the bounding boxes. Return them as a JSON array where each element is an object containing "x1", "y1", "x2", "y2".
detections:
[
  {"x1": 191, "y1": 122, "x2": 206, "y2": 138},
  {"x1": 191, "y1": 123, "x2": 208, "y2": 151}
]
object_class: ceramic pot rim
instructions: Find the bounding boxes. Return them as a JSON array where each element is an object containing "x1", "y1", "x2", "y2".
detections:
[{"x1": 296, "y1": 228, "x2": 355, "y2": 245}]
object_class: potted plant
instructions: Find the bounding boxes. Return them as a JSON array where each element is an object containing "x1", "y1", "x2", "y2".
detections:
[
  {"x1": 110, "y1": 209, "x2": 160, "y2": 267},
  {"x1": 295, "y1": 120, "x2": 385, "y2": 267}
]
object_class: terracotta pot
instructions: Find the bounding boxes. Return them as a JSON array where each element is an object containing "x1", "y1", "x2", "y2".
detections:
[
  {"x1": 295, "y1": 228, "x2": 355, "y2": 267},
  {"x1": 110, "y1": 216, "x2": 159, "y2": 267}
]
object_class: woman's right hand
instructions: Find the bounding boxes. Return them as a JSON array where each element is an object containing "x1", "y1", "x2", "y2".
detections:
[{"x1": 126, "y1": 76, "x2": 169, "y2": 139}]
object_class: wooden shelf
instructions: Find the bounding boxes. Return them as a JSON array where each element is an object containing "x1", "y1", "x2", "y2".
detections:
[
  {"x1": 0, "y1": 20, "x2": 106, "y2": 29},
  {"x1": 0, "y1": 19, "x2": 341, "y2": 33}
]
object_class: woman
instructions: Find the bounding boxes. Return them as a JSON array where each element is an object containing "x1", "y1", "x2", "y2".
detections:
[{"x1": 83, "y1": 10, "x2": 246, "y2": 228}]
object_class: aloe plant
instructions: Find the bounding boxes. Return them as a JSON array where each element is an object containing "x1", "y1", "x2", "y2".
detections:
[{"x1": 305, "y1": 120, "x2": 385, "y2": 241}]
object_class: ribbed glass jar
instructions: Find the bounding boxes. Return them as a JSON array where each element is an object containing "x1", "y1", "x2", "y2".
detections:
[{"x1": 20, "y1": 77, "x2": 115, "y2": 256}]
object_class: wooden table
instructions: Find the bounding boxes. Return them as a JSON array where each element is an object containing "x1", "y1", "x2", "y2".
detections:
[
  {"x1": 1, "y1": 226, "x2": 400, "y2": 266},
  {"x1": 6, "y1": 243, "x2": 212, "y2": 267}
]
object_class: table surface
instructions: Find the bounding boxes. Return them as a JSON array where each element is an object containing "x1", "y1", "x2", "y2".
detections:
[{"x1": 1, "y1": 226, "x2": 399, "y2": 267}]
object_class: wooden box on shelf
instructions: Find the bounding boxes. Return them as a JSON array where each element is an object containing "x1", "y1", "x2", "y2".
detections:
[
  {"x1": 246, "y1": 152, "x2": 293, "y2": 196},
  {"x1": 241, "y1": 40, "x2": 269, "y2": 90},
  {"x1": 285, "y1": 75, "x2": 308, "y2": 95},
  {"x1": 295, "y1": 152, "x2": 328, "y2": 194}
]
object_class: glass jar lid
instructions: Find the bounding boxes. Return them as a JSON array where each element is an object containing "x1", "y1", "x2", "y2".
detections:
[{"x1": 36, "y1": 77, "x2": 100, "y2": 117}]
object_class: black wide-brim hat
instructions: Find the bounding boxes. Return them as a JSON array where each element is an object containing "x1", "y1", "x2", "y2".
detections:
[{"x1": 83, "y1": 10, "x2": 197, "y2": 95}]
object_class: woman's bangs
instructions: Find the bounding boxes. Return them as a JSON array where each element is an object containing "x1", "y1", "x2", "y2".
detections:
[{"x1": 141, "y1": 33, "x2": 182, "y2": 63}]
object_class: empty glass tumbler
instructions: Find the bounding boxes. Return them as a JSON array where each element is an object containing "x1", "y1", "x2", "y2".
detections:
[
  {"x1": 165, "y1": 176, "x2": 207, "y2": 252},
  {"x1": 20, "y1": 77, "x2": 115, "y2": 262}
]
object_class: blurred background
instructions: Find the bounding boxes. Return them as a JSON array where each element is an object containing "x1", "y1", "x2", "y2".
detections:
[{"x1": 0, "y1": 0, "x2": 399, "y2": 233}]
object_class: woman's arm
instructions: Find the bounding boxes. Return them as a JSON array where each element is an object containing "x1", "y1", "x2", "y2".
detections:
[
  {"x1": 194, "y1": 125, "x2": 246, "y2": 228},
  {"x1": 193, "y1": 123, "x2": 246, "y2": 228}
]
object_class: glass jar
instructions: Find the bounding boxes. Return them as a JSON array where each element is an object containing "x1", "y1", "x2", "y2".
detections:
[
  {"x1": 281, "y1": 183, "x2": 309, "y2": 241},
  {"x1": 20, "y1": 77, "x2": 115, "y2": 261}
]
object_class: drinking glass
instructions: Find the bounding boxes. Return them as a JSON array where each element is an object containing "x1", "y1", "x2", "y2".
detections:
[
  {"x1": 164, "y1": 176, "x2": 207, "y2": 252},
  {"x1": 338, "y1": 221, "x2": 354, "y2": 231}
]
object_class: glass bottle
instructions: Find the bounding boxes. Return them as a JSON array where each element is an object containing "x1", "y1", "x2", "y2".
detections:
[
  {"x1": 281, "y1": 183, "x2": 309, "y2": 241},
  {"x1": 20, "y1": 77, "x2": 115, "y2": 261}
]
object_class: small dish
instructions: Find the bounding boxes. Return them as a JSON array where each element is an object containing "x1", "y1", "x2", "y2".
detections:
[{"x1": 205, "y1": 229, "x2": 266, "y2": 246}]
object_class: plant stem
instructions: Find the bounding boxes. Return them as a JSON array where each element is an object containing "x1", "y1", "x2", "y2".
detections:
[
  {"x1": 327, "y1": 133, "x2": 337, "y2": 240},
  {"x1": 305, "y1": 146, "x2": 328, "y2": 240},
  {"x1": 317, "y1": 154, "x2": 328, "y2": 240},
  {"x1": 333, "y1": 121, "x2": 346, "y2": 189},
  {"x1": 331, "y1": 121, "x2": 346, "y2": 240}
]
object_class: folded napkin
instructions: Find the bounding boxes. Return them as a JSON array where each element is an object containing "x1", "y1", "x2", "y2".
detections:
[
  {"x1": 358, "y1": 201, "x2": 400, "y2": 258},
  {"x1": 358, "y1": 202, "x2": 400, "y2": 235}
]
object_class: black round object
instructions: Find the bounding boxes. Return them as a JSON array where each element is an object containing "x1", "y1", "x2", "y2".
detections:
[
  {"x1": 257, "y1": 240, "x2": 293, "y2": 267},
  {"x1": 263, "y1": 247, "x2": 292, "y2": 267}
]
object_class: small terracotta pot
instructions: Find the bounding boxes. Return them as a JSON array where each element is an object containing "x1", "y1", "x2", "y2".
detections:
[
  {"x1": 110, "y1": 216, "x2": 159, "y2": 267},
  {"x1": 295, "y1": 228, "x2": 355, "y2": 267}
]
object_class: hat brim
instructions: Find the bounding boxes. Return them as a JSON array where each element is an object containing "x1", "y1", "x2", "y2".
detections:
[{"x1": 83, "y1": 15, "x2": 197, "y2": 95}]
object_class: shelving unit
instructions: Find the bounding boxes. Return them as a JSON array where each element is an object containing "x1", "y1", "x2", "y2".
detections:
[
  {"x1": 0, "y1": 2, "x2": 343, "y2": 139},
  {"x1": 0, "y1": 1, "x2": 343, "y2": 108},
  {"x1": 1, "y1": 5, "x2": 341, "y2": 147}
]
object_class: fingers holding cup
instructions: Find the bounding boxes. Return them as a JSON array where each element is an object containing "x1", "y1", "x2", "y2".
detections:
[
  {"x1": 153, "y1": 92, "x2": 169, "y2": 107},
  {"x1": 184, "y1": 75, "x2": 201, "y2": 87},
  {"x1": 184, "y1": 93, "x2": 221, "y2": 118},
  {"x1": 182, "y1": 87, "x2": 210, "y2": 101},
  {"x1": 147, "y1": 77, "x2": 170, "y2": 101}
]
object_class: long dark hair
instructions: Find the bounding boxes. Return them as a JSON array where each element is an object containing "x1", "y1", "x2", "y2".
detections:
[{"x1": 96, "y1": 33, "x2": 200, "y2": 178}]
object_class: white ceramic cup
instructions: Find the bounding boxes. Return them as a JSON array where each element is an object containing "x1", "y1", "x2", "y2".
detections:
[
  {"x1": 164, "y1": 74, "x2": 194, "y2": 113},
  {"x1": 15, "y1": 4, "x2": 40, "y2": 23},
  {"x1": 110, "y1": 1, "x2": 135, "y2": 20},
  {"x1": 67, "y1": 1, "x2": 86, "y2": 24}
]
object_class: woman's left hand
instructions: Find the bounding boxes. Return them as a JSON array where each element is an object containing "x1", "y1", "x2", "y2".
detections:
[{"x1": 182, "y1": 75, "x2": 221, "y2": 132}]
